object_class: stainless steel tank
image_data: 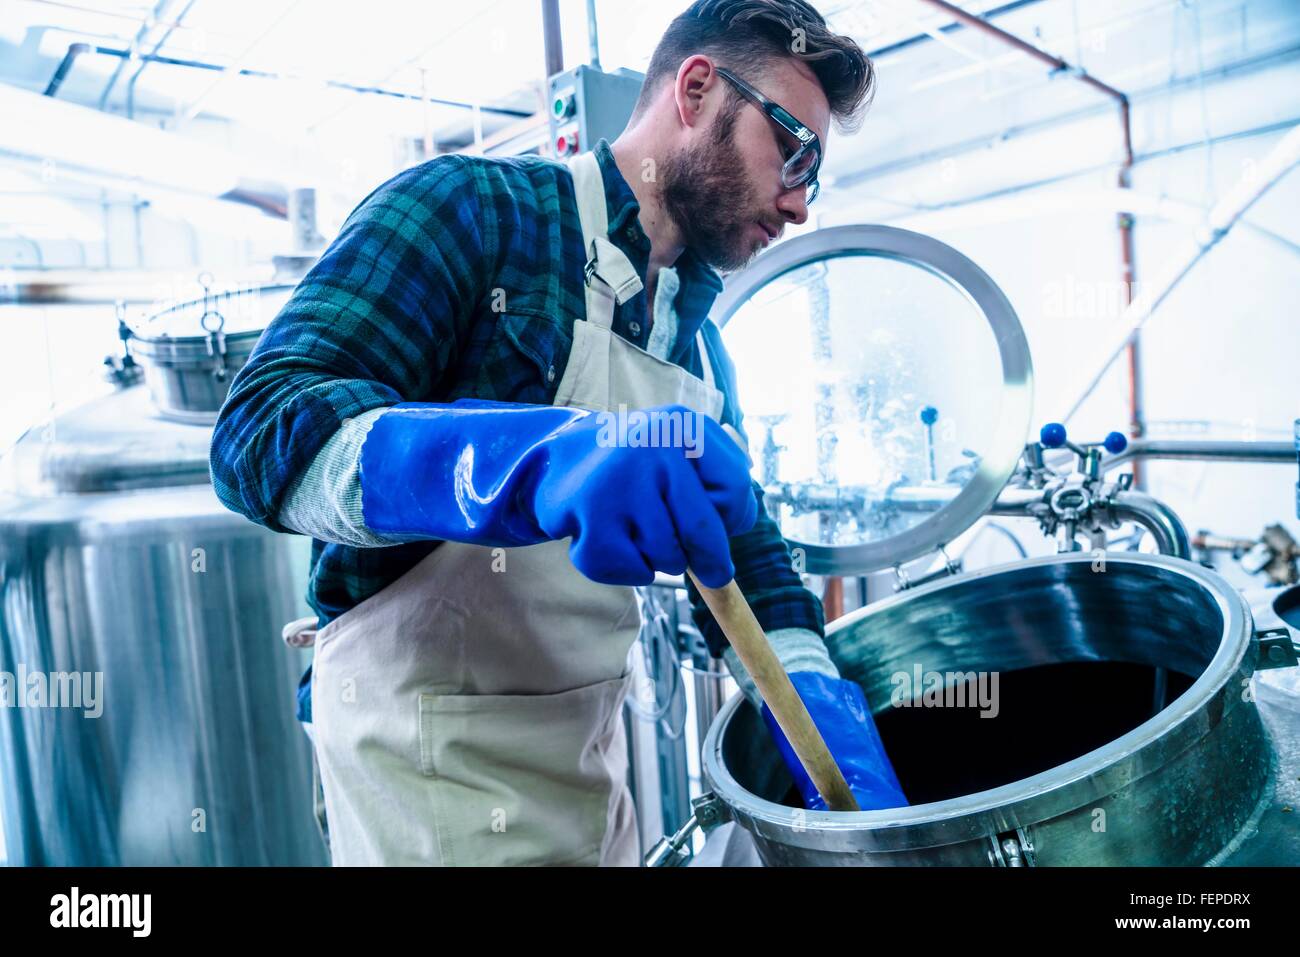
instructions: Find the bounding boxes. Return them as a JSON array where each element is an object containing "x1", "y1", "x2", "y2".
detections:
[
  {"x1": 699, "y1": 553, "x2": 1295, "y2": 866},
  {"x1": 0, "y1": 383, "x2": 326, "y2": 865},
  {"x1": 127, "y1": 282, "x2": 294, "y2": 423}
]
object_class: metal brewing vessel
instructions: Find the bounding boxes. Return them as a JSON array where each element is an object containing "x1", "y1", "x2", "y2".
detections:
[
  {"x1": 0, "y1": 384, "x2": 325, "y2": 865},
  {"x1": 701, "y1": 553, "x2": 1288, "y2": 866}
]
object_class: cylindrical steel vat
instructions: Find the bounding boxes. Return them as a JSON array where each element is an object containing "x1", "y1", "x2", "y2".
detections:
[
  {"x1": 127, "y1": 285, "x2": 293, "y2": 423},
  {"x1": 702, "y1": 553, "x2": 1278, "y2": 866},
  {"x1": 0, "y1": 384, "x2": 325, "y2": 865}
]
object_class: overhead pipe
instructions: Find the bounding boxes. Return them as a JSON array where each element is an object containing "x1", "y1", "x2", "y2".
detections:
[
  {"x1": 0, "y1": 81, "x2": 299, "y2": 239},
  {"x1": 586, "y1": 0, "x2": 602, "y2": 71},
  {"x1": 834, "y1": 45, "x2": 1300, "y2": 190},
  {"x1": 542, "y1": 0, "x2": 564, "y2": 79},
  {"x1": 1097, "y1": 439, "x2": 1295, "y2": 473},
  {"x1": 0, "y1": 270, "x2": 272, "y2": 306},
  {"x1": 124, "y1": 0, "x2": 201, "y2": 120},
  {"x1": 96, "y1": 0, "x2": 178, "y2": 110},
  {"x1": 41, "y1": 42, "x2": 533, "y2": 119},
  {"x1": 915, "y1": 0, "x2": 1146, "y2": 486},
  {"x1": 43, "y1": 42, "x2": 90, "y2": 97}
]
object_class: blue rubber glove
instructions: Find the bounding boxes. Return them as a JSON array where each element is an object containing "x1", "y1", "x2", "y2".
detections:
[
  {"x1": 358, "y1": 399, "x2": 758, "y2": 587},
  {"x1": 761, "y1": 671, "x2": 908, "y2": 812}
]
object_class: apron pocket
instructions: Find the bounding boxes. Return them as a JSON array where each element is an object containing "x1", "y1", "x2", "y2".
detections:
[{"x1": 418, "y1": 674, "x2": 631, "y2": 866}]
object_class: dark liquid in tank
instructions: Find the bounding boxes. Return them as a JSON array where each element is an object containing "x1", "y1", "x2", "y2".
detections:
[{"x1": 780, "y1": 660, "x2": 1196, "y2": 807}]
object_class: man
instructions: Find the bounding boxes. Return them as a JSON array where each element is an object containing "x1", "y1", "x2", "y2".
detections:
[{"x1": 212, "y1": 0, "x2": 905, "y2": 867}]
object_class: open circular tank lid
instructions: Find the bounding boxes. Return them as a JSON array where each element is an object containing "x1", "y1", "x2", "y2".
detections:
[{"x1": 714, "y1": 225, "x2": 1033, "y2": 576}]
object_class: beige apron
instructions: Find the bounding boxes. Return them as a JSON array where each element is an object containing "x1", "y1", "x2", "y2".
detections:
[{"x1": 310, "y1": 150, "x2": 726, "y2": 866}]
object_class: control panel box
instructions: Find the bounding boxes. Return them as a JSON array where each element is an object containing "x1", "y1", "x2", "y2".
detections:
[{"x1": 547, "y1": 65, "x2": 646, "y2": 159}]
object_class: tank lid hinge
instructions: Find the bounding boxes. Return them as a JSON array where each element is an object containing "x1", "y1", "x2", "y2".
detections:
[
  {"x1": 691, "y1": 791, "x2": 730, "y2": 832},
  {"x1": 892, "y1": 546, "x2": 962, "y2": 592},
  {"x1": 1255, "y1": 626, "x2": 1299, "y2": 670},
  {"x1": 988, "y1": 827, "x2": 1037, "y2": 867}
]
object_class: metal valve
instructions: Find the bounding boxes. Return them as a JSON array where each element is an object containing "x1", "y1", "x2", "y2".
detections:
[
  {"x1": 1039, "y1": 422, "x2": 1127, "y2": 480},
  {"x1": 1011, "y1": 423, "x2": 1149, "y2": 554}
]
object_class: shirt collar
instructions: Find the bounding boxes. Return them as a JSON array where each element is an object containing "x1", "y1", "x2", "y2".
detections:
[{"x1": 592, "y1": 138, "x2": 725, "y2": 318}]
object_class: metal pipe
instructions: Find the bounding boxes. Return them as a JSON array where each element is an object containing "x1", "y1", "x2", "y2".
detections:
[
  {"x1": 870, "y1": 0, "x2": 1045, "y2": 58},
  {"x1": 762, "y1": 481, "x2": 1041, "y2": 514},
  {"x1": 836, "y1": 45, "x2": 1300, "y2": 190},
  {"x1": 764, "y1": 478, "x2": 1189, "y2": 564},
  {"x1": 97, "y1": 0, "x2": 176, "y2": 110},
  {"x1": 689, "y1": 646, "x2": 728, "y2": 754},
  {"x1": 916, "y1": 0, "x2": 1145, "y2": 485},
  {"x1": 541, "y1": 0, "x2": 564, "y2": 79},
  {"x1": 1100, "y1": 438, "x2": 1296, "y2": 473},
  {"x1": 585, "y1": 0, "x2": 602, "y2": 71},
  {"x1": 54, "y1": 43, "x2": 532, "y2": 118},
  {"x1": 993, "y1": 486, "x2": 1190, "y2": 560},
  {"x1": 1102, "y1": 491, "x2": 1191, "y2": 561},
  {"x1": 125, "y1": 0, "x2": 199, "y2": 120},
  {"x1": 823, "y1": 576, "x2": 844, "y2": 622},
  {"x1": 988, "y1": 486, "x2": 1048, "y2": 515},
  {"x1": 43, "y1": 42, "x2": 90, "y2": 97},
  {"x1": 644, "y1": 814, "x2": 698, "y2": 867},
  {"x1": 916, "y1": 0, "x2": 1127, "y2": 100},
  {"x1": 985, "y1": 484, "x2": 1190, "y2": 561}
]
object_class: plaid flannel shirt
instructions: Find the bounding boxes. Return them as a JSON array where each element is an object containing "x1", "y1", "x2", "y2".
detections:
[{"x1": 210, "y1": 140, "x2": 824, "y2": 667}]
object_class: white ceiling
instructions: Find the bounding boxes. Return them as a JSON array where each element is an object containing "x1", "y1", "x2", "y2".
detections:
[
  {"x1": 0, "y1": 0, "x2": 1014, "y2": 138},
  {"x1": 1, "y1": 0, "x2": 1296, "y2": 186}
]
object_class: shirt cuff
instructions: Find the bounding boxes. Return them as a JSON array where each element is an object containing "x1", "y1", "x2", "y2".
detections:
[
  {"x1": 721, "y1": 627, "x2": 840, "y2": 710},
  {"x1": 278, "y1": 406, "x2": 393, "y2": 546}
]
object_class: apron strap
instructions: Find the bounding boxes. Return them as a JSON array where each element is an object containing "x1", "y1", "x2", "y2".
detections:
[
  {"x1": 567, "y1": 151, "x2": 718, "y2": 401},
  {"x1": 567, "y1": 152, "x2": 642, "y2": 331}
]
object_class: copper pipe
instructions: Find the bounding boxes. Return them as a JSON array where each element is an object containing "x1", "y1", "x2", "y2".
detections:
[
  {"x1": 917, "y1": 0, "x2": 1144, "y2": 484},
  {"x1": 822, "y1": 576, "x2": 845, "y2": 623}
]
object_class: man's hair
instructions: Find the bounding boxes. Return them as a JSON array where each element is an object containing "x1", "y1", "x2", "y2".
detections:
[{"x1": 632, "y1": 0, "x2": 875, "y2": 133}]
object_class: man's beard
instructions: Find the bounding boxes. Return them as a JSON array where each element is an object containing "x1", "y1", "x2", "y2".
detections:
[{"x1": 661, "y1": 110, "x2": 769, "y2": 272}]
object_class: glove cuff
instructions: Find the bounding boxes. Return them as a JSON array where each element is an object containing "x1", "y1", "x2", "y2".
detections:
[{"x1": 359, "y1": 400, "x2": 583, "y2": 543}]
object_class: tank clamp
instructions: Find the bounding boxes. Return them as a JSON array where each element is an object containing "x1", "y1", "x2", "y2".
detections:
[{"x1": 988, "y1": 827, "x2": 1037, "y2": 867}]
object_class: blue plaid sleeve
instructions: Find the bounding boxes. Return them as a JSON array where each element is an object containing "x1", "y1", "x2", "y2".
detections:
[
  {"x1": 210, "y1": 156, "x2": 495, "y2": 532},
  {"x1": 689, "y1": 322, "x2": 825, "y2": 657}
]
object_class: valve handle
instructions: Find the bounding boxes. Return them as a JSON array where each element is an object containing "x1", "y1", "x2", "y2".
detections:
[
  {"x1": 1040, "y1": 422, "x2": 1067, "y2": 448},
  {"x1": 1039, "y1": 423, "x2": 1128, "y2": 455},
  {"x1": 1103, "y1": 431, "x2": 1128, "y2": 455}
]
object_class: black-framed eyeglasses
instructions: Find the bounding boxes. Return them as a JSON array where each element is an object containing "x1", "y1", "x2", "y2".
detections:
[{"x1": 715, "y1": 66, "x2": 822, "y2": 206}]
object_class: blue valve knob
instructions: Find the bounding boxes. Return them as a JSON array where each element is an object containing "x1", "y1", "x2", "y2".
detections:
[
  {"x1": 920, "y1": 406, "x2": 938, "y2": 426},
  {"x1": 1103, "y1": 431, "x2": 1128, "y2": 455},
  {"x1": 1040, "y1": 422, "x2": 1067, "y2": 448}
]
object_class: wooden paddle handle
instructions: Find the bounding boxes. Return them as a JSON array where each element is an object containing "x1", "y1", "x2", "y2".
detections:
[{"x1": 688, "y1": 570, "x2": 860, "y2": 812}]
